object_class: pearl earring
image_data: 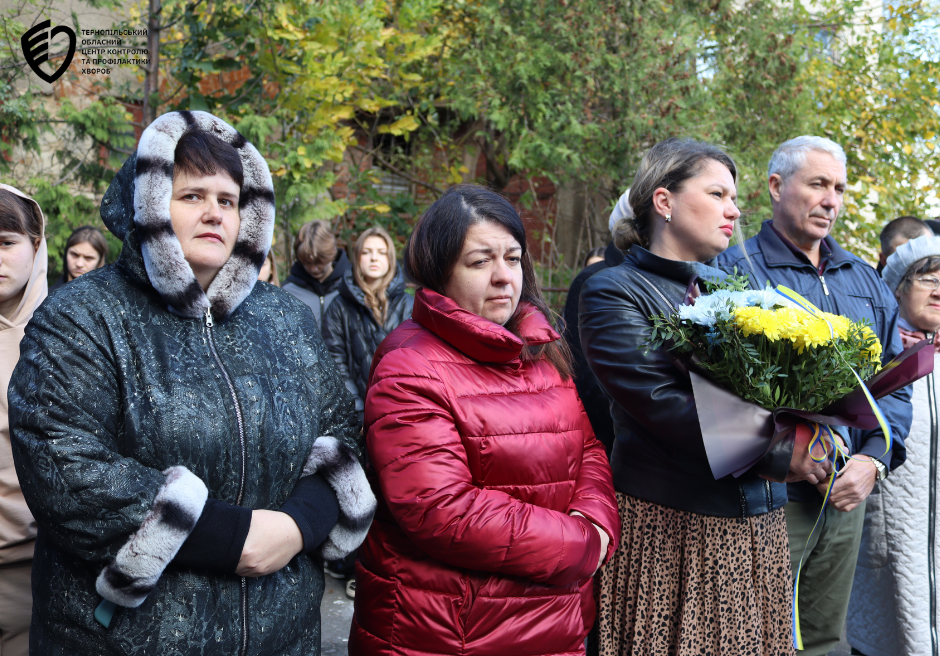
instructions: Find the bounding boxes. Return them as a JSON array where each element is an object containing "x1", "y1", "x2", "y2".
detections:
[{"x1": 665, "y1": 214, "x2": 672, "y2": 223}]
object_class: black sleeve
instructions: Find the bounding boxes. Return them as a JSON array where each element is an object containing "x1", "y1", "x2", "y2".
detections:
[
  {"x1": 174, "y1": 499, "x2": 252, "y2": 573},
  {"x1": 279, "y1": 473, "x2": 340, "y2": 554}
]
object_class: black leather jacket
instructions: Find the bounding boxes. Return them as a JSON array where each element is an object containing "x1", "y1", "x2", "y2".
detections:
[
  {"x1": 321, "y1": 268, "x2": 414, "y2": 407},
  {"x1": 579, "y1": 246, "x2": 789, "y2": 518}
]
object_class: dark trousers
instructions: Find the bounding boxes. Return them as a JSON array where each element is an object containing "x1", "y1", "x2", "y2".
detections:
[{"x1": 786, "y1": 499, "x2": 866, "y2": 656}]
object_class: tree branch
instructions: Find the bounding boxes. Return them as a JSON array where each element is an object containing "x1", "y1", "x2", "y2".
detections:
[{"x1": 350, "y1": 144, "x2": 444, "y2": 195}]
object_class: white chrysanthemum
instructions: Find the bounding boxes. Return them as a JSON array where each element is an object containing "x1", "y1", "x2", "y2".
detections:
[{"x1": 678, "y1": 302, "x2": 719, "y2": 327}]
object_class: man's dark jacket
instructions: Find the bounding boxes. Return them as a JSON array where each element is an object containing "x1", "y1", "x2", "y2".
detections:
[
  {"x1": 562, "y1": 242, "x2": 624, "y2": 454},
  {"x1": 719, "y1": 221, "x2": 913, "y2": 503}
]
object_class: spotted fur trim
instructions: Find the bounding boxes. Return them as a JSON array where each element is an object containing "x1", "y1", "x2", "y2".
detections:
[
  {"x1": 96, "y1": 467, "x2": 208, "y2": 608},
  {"x1": 302, "y1": 436, "x2": 376, "y2": 560},
  {"x1": 134, "y1": 110, "x2": 274, "y2": 319}
]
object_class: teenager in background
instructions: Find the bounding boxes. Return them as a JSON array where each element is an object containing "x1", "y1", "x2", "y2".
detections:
[
  {"x1": 0, "y1": 184, "x2": 47, "y2": 656},
  {"x1": 50, "y1": 225, "x2": 108, "y2": 290},
  {"x1": 282, "y1": 220, "x2": 350, "y2": 326}
]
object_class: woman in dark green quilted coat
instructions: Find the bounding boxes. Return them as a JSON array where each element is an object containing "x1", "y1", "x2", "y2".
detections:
[{"x1": 7, "y1": 111, "x2": 375, "y2": 655}]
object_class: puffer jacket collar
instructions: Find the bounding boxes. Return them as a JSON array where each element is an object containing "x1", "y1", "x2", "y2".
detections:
[
  {"x1": 101, "y1": 110, "x2": 274, "y2": 321},
  {"x1": 412, "y1": 288, "x2": 559, "y2": 364}
]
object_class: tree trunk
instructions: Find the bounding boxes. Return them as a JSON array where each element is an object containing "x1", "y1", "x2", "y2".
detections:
[{"x1": 142, "y1": 0, "x2": 161, "y2": 127}]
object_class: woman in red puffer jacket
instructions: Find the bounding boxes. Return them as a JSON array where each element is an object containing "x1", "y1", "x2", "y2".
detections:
[{"x1": 348, "y1": 185, "x2": 620, "y2": 656}]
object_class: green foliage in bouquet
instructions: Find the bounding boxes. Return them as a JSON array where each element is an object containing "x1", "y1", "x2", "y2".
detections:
[{"x1": 645, "y1": 275, "x2": 882, "y2": 413}]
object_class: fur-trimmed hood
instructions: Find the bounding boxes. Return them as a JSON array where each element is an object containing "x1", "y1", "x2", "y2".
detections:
[{"x1": 101, "y1": 111, "x2": 274, "y2": 320}]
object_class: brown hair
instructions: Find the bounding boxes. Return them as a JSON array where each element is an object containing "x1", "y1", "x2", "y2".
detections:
[
  {"x1": 616, "y1": 138, "x2": 737, "y2": 251},
  {"x1": 0, "y1": 190, "x2": 42, "y2": 245},
  {"x1": 295, "y1": 220, "x2": 337, "y2": 268},
  {"x1": 405, "y1": 184, "x2": 573, "y2": 379},
  {"x1": 64, "y1": 226, "x2": 109, "y2": 281},
  {"x1": 352, "y1": 226, "x2": 396, "y2": 324},
  {"x1": 174, "y1": 129, "x2": 244, "y2": 189},
  {"x1": 880, "y1": 216, "x2": 930, "y2": 255}
]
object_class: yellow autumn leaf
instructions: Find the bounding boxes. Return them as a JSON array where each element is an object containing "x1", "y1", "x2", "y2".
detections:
[
  {"x1": 375, "y1": 204, "x2": 392, "y2": 214},
  {"x1": 329, "y1": 106, "x2": 355, "y2": 121},
  {"x1": 378, "y1": 115, "x2": 420, "y2": 136}
]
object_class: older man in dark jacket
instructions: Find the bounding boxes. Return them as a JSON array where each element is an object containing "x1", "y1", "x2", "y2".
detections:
[{"x1": 719, "y1": 136, "x2": 912, "y2": 656}]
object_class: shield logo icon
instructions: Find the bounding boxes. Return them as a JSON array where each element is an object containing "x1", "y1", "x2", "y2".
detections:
[{"x1": 21, "y1": 20, "x2": 76, "y2": 84}]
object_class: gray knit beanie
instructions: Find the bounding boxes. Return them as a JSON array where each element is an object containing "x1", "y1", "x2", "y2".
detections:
[{"x1": 883, "y1": 234, "x2": 940, "y2": 293}]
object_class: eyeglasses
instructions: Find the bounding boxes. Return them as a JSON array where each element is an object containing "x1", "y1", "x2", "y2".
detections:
[{"x1": 910, "y1": 276, "x2": 940, "y2": 291}]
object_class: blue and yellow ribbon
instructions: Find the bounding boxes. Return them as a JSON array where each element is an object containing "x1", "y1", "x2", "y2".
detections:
[
  {"x1": 775, "y1": 285, "x2": 892, "y2": 459},
  {"x1": 775, "y1": 286, "x2": 891, "y2": 650},
  {"x1": 790, "y1": 422, "x2": 838, "y2": 650}
]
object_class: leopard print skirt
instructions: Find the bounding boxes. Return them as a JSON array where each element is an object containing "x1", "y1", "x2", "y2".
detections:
[{"x1": 593, "y1": 493, "x2": 795, "y2": 656}]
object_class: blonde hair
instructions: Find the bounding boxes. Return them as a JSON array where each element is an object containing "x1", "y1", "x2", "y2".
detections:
[
  {"x1": 295, "y1": 220, "x2": 337, "y2": 268},
  {"x1": 353, "y1": 226, "x2": 396, "y2": 324}
]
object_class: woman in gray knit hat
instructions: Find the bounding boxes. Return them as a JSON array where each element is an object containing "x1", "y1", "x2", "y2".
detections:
[{"x1": 846, "y1": 233, "x2": 940, "y2": 656}]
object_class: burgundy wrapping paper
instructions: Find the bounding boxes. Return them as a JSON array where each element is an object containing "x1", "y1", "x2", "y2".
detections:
[{"x1": 692, "y1": 338, "x2": 935, "y2": 480}]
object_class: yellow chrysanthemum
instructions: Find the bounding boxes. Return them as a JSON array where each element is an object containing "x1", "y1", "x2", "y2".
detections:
[
  {"x1": 822, "y1": 313, "x2": 851, "y2": 340},
  {"x1": 734, "y1": 306, "x2": 766, "y2": 338},
  {"x1": 732, "y1": 305, "x2": 881, "y2": 360},
  {"x1": 860, "y1": 325, "x2": 883, "y2": 361}
]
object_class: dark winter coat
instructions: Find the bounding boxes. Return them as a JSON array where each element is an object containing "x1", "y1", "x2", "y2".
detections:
[
  {"x1": 282, "y1": 250, "x2": 352, "y2": 327},
  {"x1": 8, "y1": 111, "x2": 374, "y2": 655},
  {"x1": 719, "y1": 221, "x2": 912, "y2": 503},
  {"x1": 561, "y1": 242, "x2": 625, "y2": 454},
  {"x1": 321, "y1": 268, "x2": 413, "y2": 408},
  {"x1": 349, "y1": 289, "x2": 620, "y2": 656},
  {"x1": 579, "y1": 246, "x2": 791, "y2": 517}
]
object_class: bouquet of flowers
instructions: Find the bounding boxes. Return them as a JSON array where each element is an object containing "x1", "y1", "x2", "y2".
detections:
[
  {"x1": 647, "y1": 276, "x2": 882, "y2": 413},
  {"x1": 645, "y1": 274, "x2": 932, "y2": 480}
]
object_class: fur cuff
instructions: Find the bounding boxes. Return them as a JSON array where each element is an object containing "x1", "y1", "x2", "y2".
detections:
[
  {"x1": 96, "y1": 467, "x2": 208, "y2": 608},
  {"x1": 302, "y1": 436, "x2": 376, "y2": 560}
]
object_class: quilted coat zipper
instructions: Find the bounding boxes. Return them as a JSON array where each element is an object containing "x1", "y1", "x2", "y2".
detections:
[
  {"x1": 927, "y1": 333, "x2": 938, "y2": 656},
  {"x1": 205, "y1": 308, "x2": 250, "y2": 656}
]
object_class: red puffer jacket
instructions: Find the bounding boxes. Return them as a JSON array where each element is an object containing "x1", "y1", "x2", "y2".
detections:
[{"x1": 349, "y1": 289, "x2": 620, "y2": 656}]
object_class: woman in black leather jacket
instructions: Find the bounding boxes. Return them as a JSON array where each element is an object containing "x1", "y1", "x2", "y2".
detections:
[
  {"x1": 8, "y1": 112, "x2": 375, "y2": 655},
  {"x1": 321, "y1": 226, "x2": 414, "y2": 414},
  {"x1": 580, "y1": 138, "x2": 829, "y2": 656}
]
